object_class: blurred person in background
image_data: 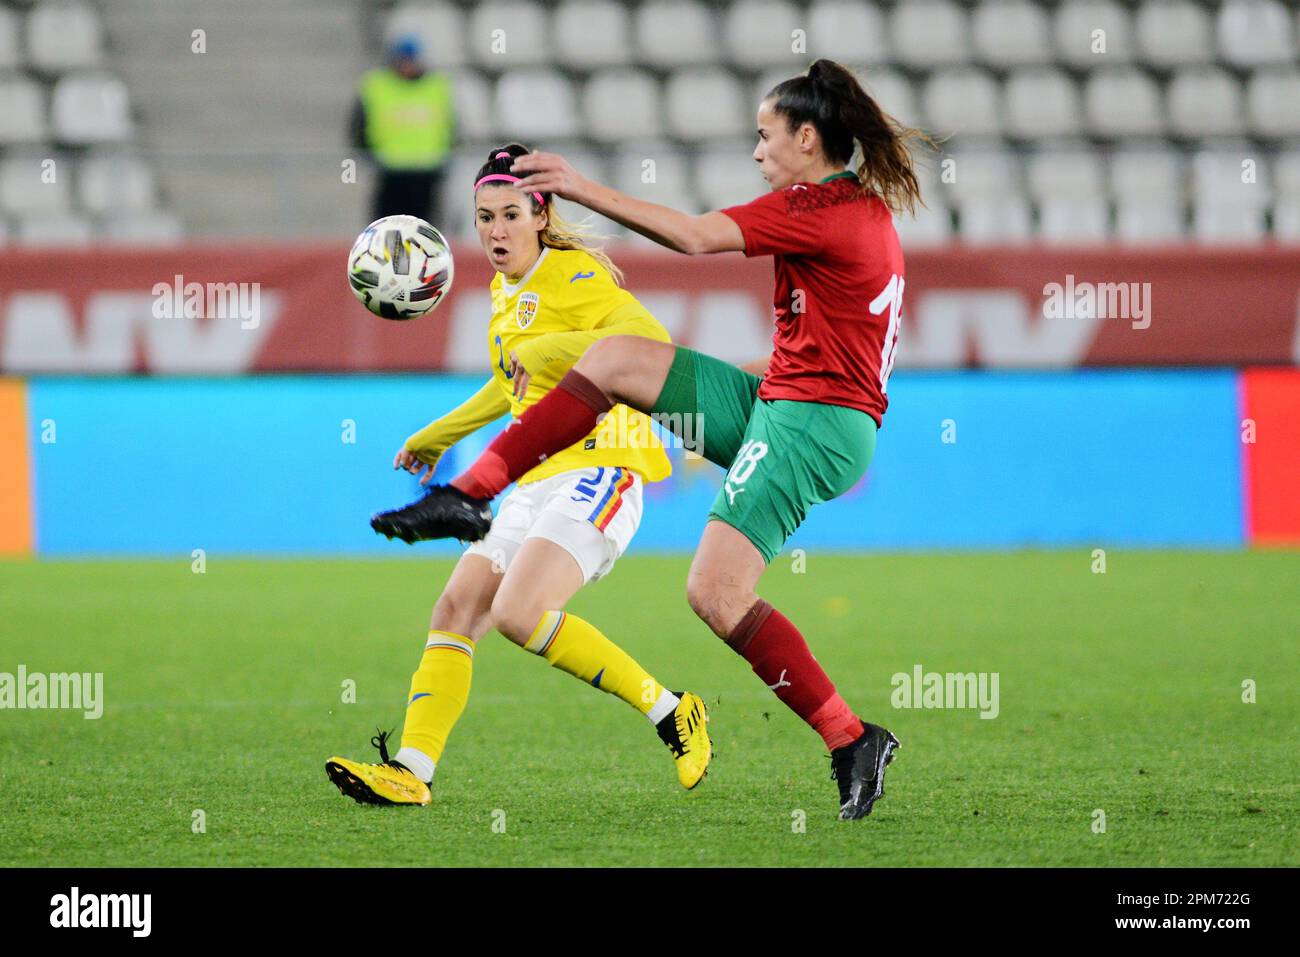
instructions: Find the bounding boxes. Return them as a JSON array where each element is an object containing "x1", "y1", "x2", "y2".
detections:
[{"x1": 350, "y1": 34, "x2": 456, "y2": 225}]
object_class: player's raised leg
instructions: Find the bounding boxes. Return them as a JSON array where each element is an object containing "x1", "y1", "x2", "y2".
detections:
[
  {"x1": 326, "y1": 552, "x2": 500, "y2": 805},
  {"x1": 492, "y1": 534, "x2": 711, "y2": 789},
  {"x1": 687, "y1": 520, "x2": 898, "y2": 819}
]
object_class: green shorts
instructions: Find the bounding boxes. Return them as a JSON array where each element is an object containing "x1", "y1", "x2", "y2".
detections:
[{"x1": 652, "y1": 346, "x2": 877, "y2": 563}]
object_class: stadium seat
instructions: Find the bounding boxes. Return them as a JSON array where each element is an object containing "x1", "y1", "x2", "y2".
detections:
[
  {"x1": 0, "y1": 73, "x2": 47, "y2": 144},
  {"x1": 1083, "y1": 69, "x2": 1164, "y2": 136},
  {"x1": 1274, "y1": 150, "x2": 1300, "y2": 198},
  {"x1": 860, "y1": 70, "x2": 920, "y2": 128},
  {"x1": 693, "y1": 139, "x2": 765, "y2": 210},
  {"x1": 437, "y1": 149, "x2": 488, "y2": 240},
  {"x1": 467, "y1": 2, "x2": 549, "y2": 68},
  {"x1": 1037, "y1": 196, "x2": 1110, "y2": 243},
  {"x1": 26, "y1": 0, "x2": 102, "y2": 73},
  {"x1": 943, "y1": 147, "x2": 1023, "y2": 204},
  {"x1": 448, "y1": 70, "x2": 494, "y2": 141},
  {"x1": 957, "y1": 196, "x2": 1033, "y2": 244},
  {"x1": 664, "y1": 68, "x2": 747, "y2": 139},
  {"x1": 635, "y1": 1, "x2": 718, "y2": 67},
  {"x1": 385, "y1": 3, "x2": 467, "y2": 70},
  {"x1": 1216, "y1": 0, "x2": 1295, "y2": 67},
  {"x1": 1026, "y1": 150, "x2": 1106, "y2": 200},
  {"x1": 1273, "y1": 200, "x2": 1300, "y2": 241},
  {"x1": 552, "y1": 1, "x2": 632, "y2": 70},
  {"x1": 1110, "y1": 147, "x2": 1184, "y2": 201},
  {"x1": 922, "y1": 68, "x2": 1001, "y2": 138},
  {"x1": 0, "y1": 7, "x2": 21, "y2": 71},
  {"x1": 723, "y1": 0, "x2": 804, "y2": 69},
  {"x1": 1247, "y1": 69, "x2": 1300, "y2": 137},
  {"x1": 1193, "y1": 201, "x2": 1267, "y2": 242},
  {"x1": 0, "y1": 154, "x2": 71, "y2": 214},
  {"x1": 583, "y1": 68, "x2": 662, "y2": 143},
  {"x1": 50, "y1": 72, "x2": 133, "y2": 144},
  {"x1": 1114, "y1": 199, "x2": 1185, "y2": 243},
  {"x1": 1135, "y1": 0, "x2": 1213, "y2": 66},
  {"x1": 892, "y1": 0, "x2": 969, "y2": 68},
  {"x1": 17, "y1": 212, "x2": 91, "y2": 246},
  {"x1": 101, "y1": 211, "x2": 184, "y2": 245},
  {"x1": 894, "y1": 201, "x2": 954, "y2": 248},
  {"x1": 1055, "y1": 0, "x2": 1134, "y2": 68},
  {"x1": 610, "y1": 140, "x2": 696, "y2": 209},
  {"x1": 494, "y1": 69, "x2": 579, "y2": 140},
  {"x1": 1004, "y1": 68, "x2": 1083, "y2": 139},
  {"x1": 1191, "y1": 149, "x2": 1271, "y2": 208},
  {"x1": 806, "y1": 0, "x2": 887, "y2": 65},
  {"x1": 972, "y1": 0, "x2": 1054, "y2": 66},
  {"x1": 1167, "y1": 68, "x2": 1244, "y2": 137},
  {"x1": 78, "y1": 152, "x2": 157, "y2": 213}
]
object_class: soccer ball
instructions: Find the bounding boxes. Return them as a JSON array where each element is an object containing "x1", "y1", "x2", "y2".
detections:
[{"x1": 347, "y1": 214, "x2": 454, "y2": 320}]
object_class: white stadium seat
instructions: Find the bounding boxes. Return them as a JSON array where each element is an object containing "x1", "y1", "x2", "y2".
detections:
[
  {"x1": 693, "y1": 139, "x2": 765, "y2": 210},
  {"x1": 494, "y1": 69, "x2": 579, "y2": 140},
  {"x1": 635, "y1": 1, "x2": 718, "y2": 67},
  {"x1": 922, "y1": 68, "x2": 1001, "y2": 138},
  {"x1": 50, "y1": 72, "x2": 133, "y2": 144},
  {"x1": 958, "y1": 196, "x2": 1033, "y2": 244},
  {"x1": 1274, "y1": 150, "x2": 1300, "y2": 198},
  {"x1": 1004, "y1": 68, "x2": 1083, "y2": 139},
  {"x1": 943, "y1": 148, "x2": 1023, "y2": 204},
  {"x1": 1167, "y1": 68, "x2": 1244, "y2": 137},
  {"x1": 1191, "y1": 149, "x2": 1271, "y2": 208},
  {"x1": 0, "y1": 7, "x2": 21, "y2": 71},
  {"x1": 1026, "y1": 150, "x2": 1106, "y2": 200},
  {"x1": 1247, "y1": 70, "x2": 1300, "y2": 138},
  {"x1": 1136, "y1": 0, "x2": 1213, "y2": 66},
  {"x1": 1037, "y1": 196, "x2": 1110, "y2": 243},
  {"x1": 0, "y1": 73, "x2": 46, "y2": 144},
  {"x1": 973, "y1": 0, "x2": 1054, "y2": 67},
  {"x1": 1273, "y1": 200, "x2": 1300, "y2": 241},
  {"x1": 1111, "y1": 148, "x2": 1184, "y2": 201},
  {"x1": 610, "y1": 140, "x2": 697, "y2": 209},
  {"x1": 438, "y1": 149, "x2": 488, "y2": 240},
  {"x1": 18, "y1": 213, "x2": 91, "y2": 246},
  {"x1": 1114, "y1": 200, "x2": 1185, "y2": 243},
  {"x1": 467, "y1": 1, "x2": 549, "y2": 68},
  {"x1": 861, "y1": 70, "x2": 920, "y2": 129},
  {"x1": 894, "y1": 201, "x2": 954, "y2": 248},
  {"x1": 1193, "y1": 201, "x2": 1267, "y2": 242},
  {"x1": 1055, "y1": 0, "x2": 1134, "y2": 68},
  {"x1": 448, "y1": 70, "x2": 494, "y2": 141},
  {"x1": 664, "y1": 67, "x2": 747, "y2": 139},
  {"x1": 101, "y1": 211, "x2": 184, "y2": 245},
  {"x1": 583, "y1": 68, "x2": 662, "y2": 143},
  {"x1": 806, "y1": 0, "x2": 887, "y2": 65},
  {"x1": 1083, "y1": 69, "x2": 1163, "y2": 137},
  {"x1": 26, "y1": 0, "x2": 102, "y2": 73},
  {"x1": 78, "y1": 153, "x2": 157, "y2": 213},
  {"x1": 1217, "y1": 0, "x2": 1295, "y2": 67},
  {"x1": 385, "y1": 3, "x2": 467, "y2": 70},
  {"x1": 892, "y1": 0, "x2": 969, "y2": 68},
  {"x1": 723, "y1": 0, "x2": 804, "y2": 70},
  {"x1": 0, "y1": 154, "x2": 71, "y2": 214},
  {"x1": 552, "y1": 1, "x2": 632, "y2": 70}
]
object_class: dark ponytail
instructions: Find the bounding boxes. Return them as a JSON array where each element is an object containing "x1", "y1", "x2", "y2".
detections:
[{"x1": 766, "y1": 59, "x2": 933, "y2": 216}]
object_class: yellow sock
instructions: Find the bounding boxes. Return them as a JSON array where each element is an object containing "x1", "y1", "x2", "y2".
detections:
[
  {"x1": 398, "y1": 630, "x2": 474, "y2": 772},
  {"x1": 524, "y1": 611, "x2": 665, "y2": 717}
]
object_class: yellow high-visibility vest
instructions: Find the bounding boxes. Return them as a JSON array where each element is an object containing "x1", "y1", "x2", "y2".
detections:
[{"x1": 359, "y1": 69, "x2": 454, "y2": 170}]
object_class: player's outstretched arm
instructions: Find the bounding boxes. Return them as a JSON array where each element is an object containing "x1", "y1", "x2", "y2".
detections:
[
  {"x1": 512, "y1": 305, "x2": 671, "y2": 381},
  {"x1": 510, "y1": 151, "x2": 744, "y2": 256},
  {"x1": 397, "y1": 378, "x2": 511, "y2": 485}
]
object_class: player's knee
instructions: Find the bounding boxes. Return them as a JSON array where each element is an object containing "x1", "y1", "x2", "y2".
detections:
[
  {"x1": 430, "y1": 589, "x2": 488, "y2": 639},
  {"x1": 488, "y1": 590, "x2": 542, "y2": 646},
  {"x1": 575, "y1": 336, "x2": 638, "y2": 394},
  {"x1": 685, "y1": 576, "x2": 726, "y2": 634}
]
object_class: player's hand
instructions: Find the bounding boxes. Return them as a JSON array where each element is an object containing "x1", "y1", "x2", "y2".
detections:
[
  {"x1": 394, "y1": 446, "x2": 440, "y2": 486},
  {"x1": 510, "y1": 150, "x2": 584, "y2": 201},
  {"x1": 508, "y1": 350, "x2": 531, "y2": 400}
]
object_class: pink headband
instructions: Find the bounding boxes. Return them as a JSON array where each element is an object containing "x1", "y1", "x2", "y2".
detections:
[{"x1": 475, "y1": 152, "x2": 544, "y2": 206}]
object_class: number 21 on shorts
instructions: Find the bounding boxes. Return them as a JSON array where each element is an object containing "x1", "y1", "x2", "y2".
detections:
[{"x1": 870, "y1": 274, "x2": 904, "y2": 394}]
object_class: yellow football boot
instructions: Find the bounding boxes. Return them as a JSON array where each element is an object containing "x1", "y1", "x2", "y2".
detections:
[
  {"x1": 656, "y1": 691, "x2": 712, "y2": 790},
  {"x1": 326, "y1": 730, "x2": 431, "y2": 806}
]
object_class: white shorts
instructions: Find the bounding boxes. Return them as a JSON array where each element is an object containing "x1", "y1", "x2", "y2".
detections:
[{"x1": 464, "y1": 466, "x2": 644, "y2": 583}]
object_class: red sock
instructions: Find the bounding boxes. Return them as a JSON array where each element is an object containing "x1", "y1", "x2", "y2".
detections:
[
  {"x1": 452, "y1": 369, "x2": 613, "y2": 499},
  {"x1": 727, "y1": 600, "x2": 865, "y2": 751}
]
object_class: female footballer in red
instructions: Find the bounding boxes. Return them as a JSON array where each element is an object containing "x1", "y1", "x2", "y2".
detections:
[{"x1": 376, "y1": 59, "x2": 928, "y2": 820}]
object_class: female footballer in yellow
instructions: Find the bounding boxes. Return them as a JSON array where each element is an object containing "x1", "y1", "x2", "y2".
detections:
[{"x1": 326, "y1": 144, "x2": 711, "y2": 806}]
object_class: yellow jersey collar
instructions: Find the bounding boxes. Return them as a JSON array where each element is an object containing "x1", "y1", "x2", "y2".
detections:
[{"x1": 500, "y1": 246, "x2": 551, "y2": 298}]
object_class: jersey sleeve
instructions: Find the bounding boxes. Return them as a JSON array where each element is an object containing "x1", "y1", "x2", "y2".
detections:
[
  {"x1": 403, "y1": 377, "x2": 510, "y2": 464},
  {"x1": 720, "y1": 189, "x2": 825, "y2": 258},
  {"x1": 513, "y1": 302, "x2": 670, "y2": 373}
]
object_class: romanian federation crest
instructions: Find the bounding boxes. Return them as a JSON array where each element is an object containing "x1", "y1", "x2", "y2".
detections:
[{"x1": 516, "y1": 292, "x2": 540, "y2": 329}]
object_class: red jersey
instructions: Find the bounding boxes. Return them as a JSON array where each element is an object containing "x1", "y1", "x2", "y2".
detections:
[{"x1": 720, "y1": 172, "x2": 904, "y2": 426}]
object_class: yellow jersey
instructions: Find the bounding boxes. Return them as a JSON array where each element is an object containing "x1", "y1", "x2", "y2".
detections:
[{"x1": 487, "y1": 246, "x2": 672, "y2": 486}]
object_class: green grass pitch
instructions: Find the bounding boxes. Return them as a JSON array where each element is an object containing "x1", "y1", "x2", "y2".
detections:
[{"x1": 1, "y1": 551, "x2": 1296, "y2": 867}]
